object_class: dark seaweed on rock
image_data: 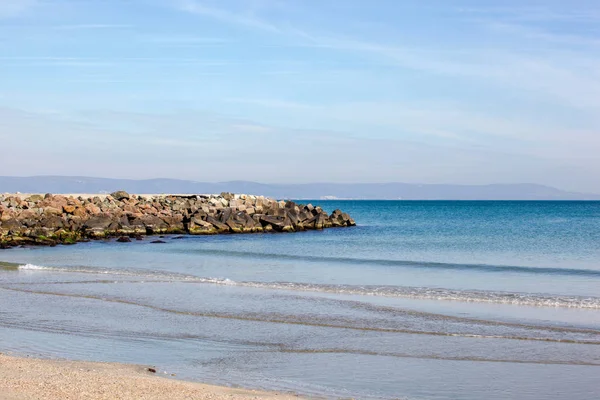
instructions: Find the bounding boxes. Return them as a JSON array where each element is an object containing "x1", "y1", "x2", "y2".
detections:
[{"x1": 0, "y1": 191, "x2": 355, "y2": 248}]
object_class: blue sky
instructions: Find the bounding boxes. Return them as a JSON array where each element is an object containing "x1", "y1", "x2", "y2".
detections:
[{"x1": 1, "y1": 0, "x2": 599, "y2": 192}]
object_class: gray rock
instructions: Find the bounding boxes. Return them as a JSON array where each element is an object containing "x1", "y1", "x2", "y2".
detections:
[
  {"x1": 206, "y1": 216, "x2": 230, "y2": 232},
  {"x1": 111, "y1": 191, "x2": 131, "y2": 201},
  {"x1": 84, "y1": 215, "x2": 113, "y2": 231},
  {"x1": 0, "y1": 192, "x2": 355, "y2": 247}
]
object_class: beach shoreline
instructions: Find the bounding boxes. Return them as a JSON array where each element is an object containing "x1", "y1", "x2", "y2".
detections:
[{"x1": 0, "y1": 353, "x2": 304, "y2": 400}]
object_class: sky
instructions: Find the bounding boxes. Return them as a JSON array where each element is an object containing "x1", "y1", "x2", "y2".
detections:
[{"x1": 0, "y1": 0, "x2": 599, "y2": 192}]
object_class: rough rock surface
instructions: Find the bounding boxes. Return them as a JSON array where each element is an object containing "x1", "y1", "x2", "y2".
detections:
[{"x1": 0, "y1": 192, "x2": 356, "y2": 248}]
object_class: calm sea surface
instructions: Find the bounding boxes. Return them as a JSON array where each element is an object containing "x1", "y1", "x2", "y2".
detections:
[{"x1": 1, "y1": 201, "x2": 600, "y2": 399}]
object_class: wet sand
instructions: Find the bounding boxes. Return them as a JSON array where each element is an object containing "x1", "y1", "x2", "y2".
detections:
[{"x1": 0, "y1": 354, "x2": 303, "y2": 400}]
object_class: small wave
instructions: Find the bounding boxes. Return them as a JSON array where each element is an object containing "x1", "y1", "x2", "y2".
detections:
[
  {"x1": 16, "y1": 264, "x2": 198, "y2": 281},
  {"x1": 18, "y1": 264, "x2": 131, "y2": 275},
  {"x1": 279, "y1": 348, "x2": 600, "y2": 366},
  {"x1": 216, "y1": 281, "x2": 600, "y2": 309},
  {"x1": 10, "y1": 262, "x2": 600, "y2": 309},
  {"x1": 171, "y1": 248, "x2": 600, "y2": 277},
  {"x1": 3, "y1": 286, "x2": 600, "y2": 345}
]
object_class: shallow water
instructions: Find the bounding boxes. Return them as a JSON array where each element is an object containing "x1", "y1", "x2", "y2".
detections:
[{"x1": 1, "y1": 201, "x2": 599, "y2": 399}]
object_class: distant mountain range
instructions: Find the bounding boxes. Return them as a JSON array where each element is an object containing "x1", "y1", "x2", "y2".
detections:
[{"x1": 1, "y1": 176, "x2": 598, "y2": 200}]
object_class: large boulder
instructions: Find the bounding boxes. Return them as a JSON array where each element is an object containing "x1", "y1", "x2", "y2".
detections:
[
  {"x1": 84, "y1": 215, "x2": 114, "y2": 231},
  {"x1": 206, "y1": 216, "x2": 230, "y2": 233},
  {"x1": 26, "y1": 194, "x2": 44, "y2": 202},
  {"x1": 83, "y1": 215, "x2": 118, "y2": 237},
  {"x1": 139, "y1": 215, "x2": 169, "y2": 234},
  {"x1": 111, "y1": 191, "x2": 131, "y2": 201},
  {"x1": 127, "y1": 217, "x2": 149, "y2": 235},
  {"x1": 188, "y1": 218, "x2": 218, "y2": 235},
  {"x1": 314, "y1": 213, "x2": 332, "y2": 230},
  {"x1": 260, "y1": 215, "x2": 294, "y2": 232},
  {"x1": 43, "y1": 207, "x2": 63, "y2": 217},
  {"x1": 85, "y1": 203, "x2": 101, "y2": 215},
  {"x1": 39, "y1": 215, "x2": 66, "y2": 230},
  {"x1": 342, "y1": 212, "x2": 356, "y2": 226},
  {"x1": 0, "y1": 218, "x2": 24, "y2": 233},
  {"x1": 330, "y1": 209, "x2": 346, "y2": 227},
  {"x1": 160, "y1": 215, "x2": 186, "y2": 234},
  {"x1": 15, "y1": 209, "x2": 39, "y2": 226},
  {"x1": 67, "y1": 216, "x2": 84, "y2": 231},
  {"x1": 63, "y1": 205, "x2": 76, "y2": 214}
]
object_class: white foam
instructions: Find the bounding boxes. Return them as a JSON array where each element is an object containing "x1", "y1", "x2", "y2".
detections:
[
  {"x1": 18, "y1": 264, "x2": 53, "y2": 271},
  {"x1": 197, "y1": 277, "x2": 237, "y2": 285}
]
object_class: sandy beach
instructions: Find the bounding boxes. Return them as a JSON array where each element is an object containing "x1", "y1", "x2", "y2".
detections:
[{"x1": 0, "y1": 354, "x2": 302, "y2": 400}]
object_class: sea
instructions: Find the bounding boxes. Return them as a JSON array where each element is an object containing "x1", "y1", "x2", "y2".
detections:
[{"x1": 1, "y1": 200, "x2": 599, "y2": 400}]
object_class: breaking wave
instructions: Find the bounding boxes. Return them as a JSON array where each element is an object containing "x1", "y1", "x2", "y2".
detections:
[{"x1": 10, "y1": 263, "x2": 600, "y2": 309}]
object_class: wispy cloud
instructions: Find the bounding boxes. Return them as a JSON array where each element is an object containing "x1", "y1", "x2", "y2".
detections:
[
  {"x1": 3, "y1": 1, "x2": 599, "y2": 191},
  {"x1": 458, "y1": 6, "x2": 600, "y2": 23},
  {"x1": 169, "y1": 1, "x2": 600, "y2": 113},
  {"x1": 0, "y1": 0, "x2": 36, "y2": 18},
  {"x1": 139, "y1": 34, "x2": 229, "y2": 45},
  {"x1": 486, "y1": 22, "x2": 600, "y2": 47},
  {"x1": 226, "y1": 97, "x2": 314, "y2": 110},
  {"x1": 63, "y1": 76, "x2": 224, "y2": 83},
  {"x1": 2, "y1": 106, "x2": 597, "y2": 190},
  {"x1": 224, "y1": 96, "x2": 600, "y2": 159},
  {"x1": 292, "y1": 33, "x2": 600, "y2": 113},
  {"x1": 229, "y1": 123, "x2": 274, "y2": 134},
  {"x1": 0, "y1": 56, "x2": 233, "y2": 68},
  {"x1": 175, "y1": 0, "x2": 281, "y2": 33},
  {"x1": 53, "y1": 24, "x2": 133, "y2": 30}
]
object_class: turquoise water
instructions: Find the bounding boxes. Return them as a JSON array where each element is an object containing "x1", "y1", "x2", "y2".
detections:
[{"x1": 1, "y1": 201, "x2": 600, "y2": 399}]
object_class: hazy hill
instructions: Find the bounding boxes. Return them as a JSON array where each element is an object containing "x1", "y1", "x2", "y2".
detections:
[{"x1": 0, "y1": 176, "x2": 598, "y2": 200}]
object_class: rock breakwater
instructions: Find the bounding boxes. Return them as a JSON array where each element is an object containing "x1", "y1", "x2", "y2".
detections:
[{"x1": 0, "y1": 192, "x2": 355, "y2": 248}]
